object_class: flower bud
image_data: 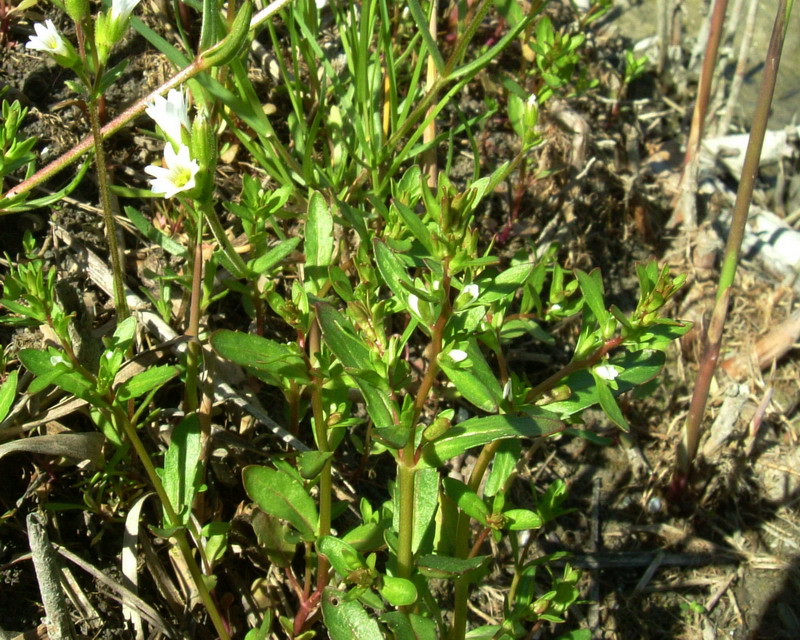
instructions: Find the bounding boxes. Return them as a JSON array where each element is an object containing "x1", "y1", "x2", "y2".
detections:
[
  {"x1": 190, "y1": 107, "x2": 217, "y2": 201},
  {"x1": 65, "y1": 0, "x2": 90, "y2": 22}
]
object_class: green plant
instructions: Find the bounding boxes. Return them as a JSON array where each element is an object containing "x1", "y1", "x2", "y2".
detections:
[{"x1": 0, "y1": 1, "x2": 692, "y2": 638}]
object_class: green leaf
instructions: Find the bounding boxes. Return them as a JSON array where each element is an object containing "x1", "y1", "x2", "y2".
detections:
[
  {"x1": 503, "y1": 508, "x2": 543, "y2": 531},
  {"x1": 575, "y1": 269, "x2": 608, "y2": 322},
  {"x1": 393, "y1": 201, "x2": 434, "y2": 254},
  {"x1": 0, "y1": 370, "x2": 18, "y2": 423},
  {"x1": 421, "y1": 414, "x2": 562, "y2": 468},
  {"x1": 251, "y1": 511, "x2": 296, "y2": 568},
  {"x1": 439, "y1": 339, "x2": 503, "y2": 412},
  {"x1": 161, "y1": 414, "x2": 201, "y2": 527},
  {"x1": 322, "y1": 588, "x2": 386, "y2": 640},
  {"x1": 317, "y1": 304, "x2": 398, "y2": 429},
  {"x1": 373, "y1": 239, "x2": 412, "y2": 304},
  {"x1": 381, "y1": 612, "x2": 437, "y2": 640},
  {"x1": 249, "y1": 236, "x2": 301, "y2": 275},
  {"x1": 18, "y1": 349, "x2": 107, "y2": 408},
  {"x1": 379, "y1": 576, "x2": 417, "y2": 607},
  {"x1": 305, "y1": 190, "x2": 334, "y2": 293},
  {"x1": 592, "y1": 371, "x2": 630, "y2": 432},
  {"x1": 442, "y1": 478, "x2": 489, "y2": 525},
  {"x1": 319, "y1": 536, "x2": 366, "y2": 577},
  {"x1": 416, "y1": 554, "x2": 490, "y2": 579},
  {"x1": 297, "y1": 451, "x2": 333, "y2": 480},
  {"x1": 374, "y1": 425, "x2": 410, "y2": 450},
  {"x1": 405, "y1": 0, "x2": 446, "y2": 75},
  {"x1": 342, "y1": 521, "x2": 385, "y2": 552},
  {"x1": 243, "y1": 465, "x2": 319, "y2": 541},
  {"x1": 115, "y1": 365, "x2": 179, "y2": 403},
  {"x1": 484, "y1": 439, "x2": 521, "y2": 498},
  {"x1": 125, "y1": 206, "x2": 187, "y2": 258},
  {"x1": 542, "y1": 350, "x2": 665, "y2": 418},
  {"x1": 476, "y1": 263, "x2": 535, "y2": 304},
  {"x1": 210, "y1": 330, "x2": 310, "y2": 386}
]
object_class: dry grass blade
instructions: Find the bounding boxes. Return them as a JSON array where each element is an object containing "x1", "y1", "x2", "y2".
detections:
[
  {"x1": 54, "y1": 545, "x2": 176, "y2": 638},
  {"x1": 0, "y1": 432, "x2": 105, "y2": 468},
  {"x1": 122, "y1": 493, "x2": 157, "y2": 640}
]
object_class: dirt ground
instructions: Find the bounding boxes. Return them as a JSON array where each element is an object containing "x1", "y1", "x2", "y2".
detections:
[{"x1": 1, "y1": 2, "x2": 799, "y2": 640}]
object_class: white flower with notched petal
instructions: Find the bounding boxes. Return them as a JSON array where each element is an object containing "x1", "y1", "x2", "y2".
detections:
[
  {"x1": 145, "y1": 144, "x2": 200, "y2": 198},
  {"x1": 26, "y1": 20, "x2": 70, "y2": 58},
  {"x1": 463, "y1": 283, "x2": 479, "y2": 301},
  {"x1": 407, "y1": 294, "x2": 420, "y2": 317},
  {"x1": 595, "y1": 364, "x2": 620, "y2": 381},
  {"x1": 448, "y1": 349, "x2": 468, "y2": 363},
  {"x1": 110, "y1": 0, "x2": 142, "y2": 22},
  {"x1": 146, "y1": 89, "x2": 191, "y2": 149}
]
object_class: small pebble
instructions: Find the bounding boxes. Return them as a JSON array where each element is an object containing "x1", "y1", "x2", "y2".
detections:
[{"x1": 647, "y1": 496, "x2": 663, "y2": 514}]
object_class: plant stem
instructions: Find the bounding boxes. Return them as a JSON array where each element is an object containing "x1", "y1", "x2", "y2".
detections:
[
  {"x1": 87, "y1": 100, "x2": 129, "y2": 320},
  {"x1": 675, "y1": 0, "x2": 793, "y2": 481},
  {"x1": 398, "y1": 269, "x2": 452, "y2": 581},
  {"x1": 184, "y1": 221, "x2": 204, "y2": 414},
  {"x1": 308, "y1": 319, "x2": 332, "y2": 591},
  {"x1": 114, "y1": 406, "x2": 229, "y2": 639},
  {"x1": 674, "y1": 0, "x2": 728, "y2": 228},
  {"x1": 4, "y1": 61, "x2": 203, "y2": 203}
]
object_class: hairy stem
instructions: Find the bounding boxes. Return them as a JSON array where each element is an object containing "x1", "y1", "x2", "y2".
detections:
[{"x1": 87, "y1": 100, "x2": 129, "y2": 320}]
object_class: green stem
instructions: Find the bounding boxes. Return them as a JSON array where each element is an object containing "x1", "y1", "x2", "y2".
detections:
[
  {"x1": 398, "y1": 268, "x2": 452, "y2": 582},
  {"x1": 114, "y1": 407, "x2": 229, "y2": 639},
  {"x1": 184, "y1": 221, "x2": 204, "y2": 414},
  {"x1": 395, "y1": 456, "x2": 416, "y2": 581},
  {"x1": 309, "y1": 319, "x2": 332, "y2": 590},
  {"x1": 450, "y1": 437, "x2": 501, "y2": 640},
  {"x1": 87, "y1": 100, "x2": 129, "y2": 320}
]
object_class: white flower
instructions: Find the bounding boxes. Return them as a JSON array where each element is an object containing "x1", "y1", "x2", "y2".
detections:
[
  {"x1": 26, "y1": 20, "x2": 69, "y2": 58},
  {"x1": 408, "y1": 294, "x2": 420, "y2": 317},
  {"x1": 315, "y1": 0, "x2": 328, "y2": 8},
  {"x1": 463, "y1": 283, "x2": 479, "y2": 301},
  {"x1": 432, "y1": 280, "x2": 440, "y2": 291},
  {"x1": 502, "y1": 379, "x2": 512, "y2": 400},
  {"x1": 595, "y1": 365, "x2": 619, "y2": 381},
  {"x1": 50, "y1": 354, "x2": 66, "y2": 366},
  {"x1": 144, "y1": 144, "x2": 200, "y2": 198},
  {"x1": 146, "y1": 89, "x2": 191, "y2": 148},
  {"x1": 448, "y1": 349, "x2": 468, "y2": 363},
  {"x1": 550, "y1": 303, "x2": 562, "y2": 312},
  {"x1": 110, "y1": 0, "x2": 142, "y2": 22},
  {"x1": 527, "y1": 93, "x2": 538, "y2": 109}
]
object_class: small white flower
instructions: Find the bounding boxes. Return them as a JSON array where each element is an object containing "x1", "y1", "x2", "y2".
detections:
[
  {"x1": 26, "y1": 20, "x2": 69, "y2": 58},
  {"x1": 146, "y1": 89, "x2": 191, "y2": 148},
  {"x1": 110, "y1": 0, "x2": 142, "y2": 22},
  {"x1": 432, "y1": 280, "x2": 440, "y2": 291},
  {"x1": 502, "y1": 379, "x2": 512, "y2": 400},
  {"x1": 448, "y1": 349, "x2": 468, "y2": 363},
  {"x1": 463, "y1": 283, "x2": 479, "y2": 301},
  {"x1": 527, "y1": 93, "x2": 538, "y2": 109},
  {"x1": 595, "y1": 365, "x2": 619, "y2": 381},
  {"x1": 550, "y1": 303, "x2": 562, "y2": 312},
  {"x1": 315, "y1": 0, "x2": 328, "y2": 8},
  {"x1": 144, "y1": 144, "x2": 200, "y2": 198},
  {"x1": 407, "y1": 294, "x2": 420, "y2": 317},
  {"x1": 50, "y1": 354, "x2": 66, "y2": 366}
]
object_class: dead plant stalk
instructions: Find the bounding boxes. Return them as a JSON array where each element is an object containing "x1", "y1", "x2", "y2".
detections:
[{"x1": 674, "y1": 0, "x2": 794, "y2": 488}]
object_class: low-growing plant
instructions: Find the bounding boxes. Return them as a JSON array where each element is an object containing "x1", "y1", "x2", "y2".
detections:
[{"x1": 0, "y1": 1, "x2": 691, "y2": 638}]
